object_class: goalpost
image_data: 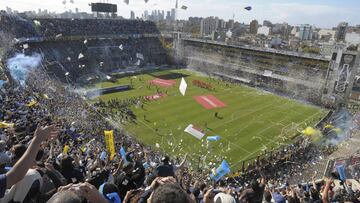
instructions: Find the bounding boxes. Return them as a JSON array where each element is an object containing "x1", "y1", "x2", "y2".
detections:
[{"x1": 280, "y1": 122, "x2": 302, "y2": 139}]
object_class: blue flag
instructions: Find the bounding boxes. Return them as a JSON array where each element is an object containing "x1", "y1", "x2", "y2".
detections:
[
  {"x1": 100, "y1": 151, "x2": 107, "y2": 161},
  {"x1": 207, "y1": 135, "x2": 221, "y2": 141},
  {"x1": 143, "y1": 162, "x2": 150, "y2": 169},
  {"x1": 336, "y1": 165, "x2": 346, "y2": 181},
  {"x1": 119, "y1": 146, "x2": 128, "y2": 163},
  {"x1": 210, "y1": 160, "x2": 231, "y2": 182}
]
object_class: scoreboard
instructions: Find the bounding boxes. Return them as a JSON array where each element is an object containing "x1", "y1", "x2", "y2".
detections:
[{"x1": 91, "y1": 3, "x2": 117, "y2": 13}]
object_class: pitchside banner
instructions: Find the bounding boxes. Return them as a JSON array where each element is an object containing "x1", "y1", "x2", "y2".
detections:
[{"x1": 104, "y1": 130, "x2": 115, "y2": 160}]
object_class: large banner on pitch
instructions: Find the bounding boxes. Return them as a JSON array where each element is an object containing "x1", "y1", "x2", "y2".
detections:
[{"x1": 104, "y1": 130, "x2": 115, "y2": 160}]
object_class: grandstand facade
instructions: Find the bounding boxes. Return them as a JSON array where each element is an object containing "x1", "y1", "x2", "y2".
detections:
[{"x1": 176, "y1": 37, "x2": 360, "y2": 109}]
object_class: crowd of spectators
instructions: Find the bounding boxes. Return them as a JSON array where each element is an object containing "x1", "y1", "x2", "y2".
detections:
[
  {"x1": 0, "y1": 11, "x2": 160, "y2": 39},
  {"x1": 0, "y1": 11, "x2": 39, "y2": 38},
  {"x1": 94, "y1": 97, "x2": 145, "y2": 124},
  {"x1": 0, "y1": 61, "x2": 359, "y2": 203},
  {"x1": 33, "y1": 18, "x2": 160, "y2": 37}
]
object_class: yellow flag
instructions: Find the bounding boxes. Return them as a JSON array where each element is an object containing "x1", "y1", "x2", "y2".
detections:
[
  {"x1": 80, "y1": 145, "x2": 87, "y2": 153},
  {"x1": 104, "y1": 130, "x2": 115, "y2": 160},
  {"x1": 0, "y1": 121, "x2": 14, "y2": 129},
  {"x1": 324, "y1": 124, "x2": 334, "y2": 129},
  {"x1": 26, "y1": 99, "x2": 38, "y2": 107},
  {"x1": 63, "y1": 145, "x2": 70, "y2": 154}
]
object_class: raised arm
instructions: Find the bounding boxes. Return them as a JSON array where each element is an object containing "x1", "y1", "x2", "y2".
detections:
[
  {"x1": 322, "y1": 177, "x2": 333, "y2": 203},
  {"x1": 6, "y1": 125, "x2": 58, "y2": 188},
  {"x1": 176, "y1": 153, "x2": 188, "y2": 169}
]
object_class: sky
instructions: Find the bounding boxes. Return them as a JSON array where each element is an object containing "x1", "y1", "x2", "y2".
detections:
[{"x1": 1, "y1": 0, "x2": 359, "y2": 28}]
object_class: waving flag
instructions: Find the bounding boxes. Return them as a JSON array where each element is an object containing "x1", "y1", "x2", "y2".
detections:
[
  {"x1": 210, "y1": 160, "x2": 231, "y2": 181},
  {"x1": 207, "y1": 135, "x2": 221, "y2": 141},
  {"x1": 119, "y1": 146, "x2": 128, "y2": 163},
  {"x1": 0, "y1": 122, "x2": 14, "y2": 129},
  {"x1": 179, "y1": 77, "x2": 187, "y2": 96},
  {"x1": 104, "y1": 130, "x2": 115, "y2": 160},
  {"x1": 100, "y1": 151, "x2": 107, "y2": 161},
  {"x1": 63, "y1": 145, "x2": 70, "y2": 154},
  {"x1": 336, "y1": 165, "x2": 346, "y2": 181},
  {"x1": 184, "y1": 124, "x2": 205, "y2": 140},
  {"x1": 26, "y1": 99, "x2": 37, "y2": 107}
]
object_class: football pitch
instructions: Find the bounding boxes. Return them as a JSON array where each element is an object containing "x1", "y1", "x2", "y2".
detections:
[{"x1": 89, "y1": 69, "x2": 327, "y2": 170}]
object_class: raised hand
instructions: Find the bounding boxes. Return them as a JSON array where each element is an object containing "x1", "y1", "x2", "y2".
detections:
[{"x1": 34, "y1": 124, "x2": 59, "y2": 143}]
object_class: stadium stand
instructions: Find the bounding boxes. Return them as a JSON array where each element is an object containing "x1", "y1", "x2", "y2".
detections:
[{"x1": 0, "y1": 11, "x2": 359, "y2": 203}]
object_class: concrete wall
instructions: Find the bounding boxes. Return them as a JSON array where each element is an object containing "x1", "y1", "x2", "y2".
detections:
[{"x1": 180, "y1": 38, "x2": 330, "y2": 105}]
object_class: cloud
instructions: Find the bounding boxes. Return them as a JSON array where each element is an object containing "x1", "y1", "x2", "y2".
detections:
[{"x1": 266, "y1": 3, "x2": 346, "y2": 26}]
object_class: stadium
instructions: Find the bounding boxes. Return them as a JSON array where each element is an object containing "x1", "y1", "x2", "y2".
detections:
[{"x1": 0, "y1": 2, "x2": 360, "y2": 203}]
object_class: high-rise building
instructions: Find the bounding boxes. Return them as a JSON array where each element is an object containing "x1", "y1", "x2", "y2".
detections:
[
  {"x1": 250, "y1": 20, "x2": 258, "y2": 34},
  {"x1": 218, "y1": 19, "x2": 226, "y2": 30},
  {"x1": 335, "y1": 22, "x2": 348, "y2": 42},
  {"x1": 299, "y1": 24, "x2": 313, "y2": 41},
  {"x1": 226, "y1": 20, "x2": 234, "y2": 30},
  {"x1": 143, "y1": 10, "x2": 149, "y2": 20},
  {"x1": 170, "y1": 8, "x2": 176, "y2": 22},
  {"x1": 166, "y1": 11, "x2": 171, "y2": 21},
  {"x1": 200, "y1": 17, "x2": 219, "y2": 36},
  {"x1": 130, "y1": 11, "x2": 135, "y2": 19},
  {"x1": 263, "y1": 20, "x2": 272, "y2": 27},
  {"x1": 280, "y1": 23, "x2": 291, "y2": 39}
]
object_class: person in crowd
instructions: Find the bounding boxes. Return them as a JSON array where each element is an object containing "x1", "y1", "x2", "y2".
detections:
[
  {"x1": 0, "y1": 125, "x2": 59, "y2": 201},
  {"x1": 155, "y1": 153, "x2": 188, "y2": 178},
  {"x1": 239, "y1": 171, "x2": 266, "y2": 203}
]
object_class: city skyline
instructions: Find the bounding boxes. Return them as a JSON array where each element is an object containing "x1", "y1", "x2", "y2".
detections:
[{"x1": 1, "y1": 0, "x2": 359, "y2": 28}]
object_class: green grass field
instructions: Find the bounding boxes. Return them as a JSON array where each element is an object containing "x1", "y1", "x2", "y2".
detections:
[{"x1": 88, "y1": 69, "x2": 327, "y2": 170}]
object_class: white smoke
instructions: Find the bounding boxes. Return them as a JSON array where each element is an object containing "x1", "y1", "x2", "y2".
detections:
[{"x1": 6, "y1": 53, "x2": 42, "y2": 86}]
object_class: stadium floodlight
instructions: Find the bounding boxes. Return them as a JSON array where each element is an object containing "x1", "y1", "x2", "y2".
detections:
[{"x1": 179, "y1": 77, "x2": 187, "y2": 96}]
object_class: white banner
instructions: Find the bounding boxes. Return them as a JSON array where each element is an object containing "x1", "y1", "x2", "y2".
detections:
[{"x1": 184, "y1": 124, "x2": 205, "y2": 140}]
